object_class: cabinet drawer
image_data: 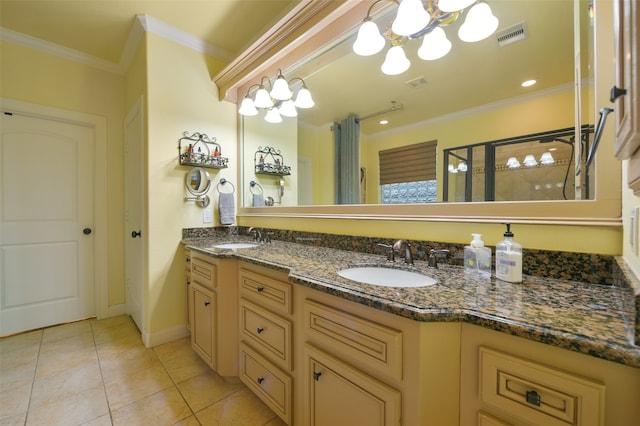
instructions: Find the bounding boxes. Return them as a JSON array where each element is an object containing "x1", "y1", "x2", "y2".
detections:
[
  {"x1": 304, "y1": 299, "x2": 402, "y2": 381},
  {"x1": 240, "y1": 298, "x2": 292, "y2": 371},
  {"x1": 479, "y1": 347, "x2": 605, "y2": 426},
  {"x1": 191, "y1": 255, "x2": 217, "y2": 289},
  {"x1": 239, "y1": 268, "x2": 292, "y2": 315},
  {"x1": 239, "y1": 342, "x2": 292, "y2": 425}
]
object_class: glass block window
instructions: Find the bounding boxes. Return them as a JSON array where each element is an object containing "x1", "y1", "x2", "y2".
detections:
[{"x1": 381, "y1": 180, "x2": 437, "y2": 204}]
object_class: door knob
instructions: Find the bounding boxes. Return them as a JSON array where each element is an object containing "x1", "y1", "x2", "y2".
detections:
[
  {"x1": 131, "y1": 230, "x2": 142, "y2": 238},
  {"x1": 83, "y1": 228, "x2": 92, "y2": 235}
]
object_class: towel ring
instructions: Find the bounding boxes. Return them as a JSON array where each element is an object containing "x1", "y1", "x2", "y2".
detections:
[
  {"x1": 249, "y1": 180, "x2": 263, "y2": 195},
  {"x1": 217, "y1": 178, "x2": 235, "y2": 194}
]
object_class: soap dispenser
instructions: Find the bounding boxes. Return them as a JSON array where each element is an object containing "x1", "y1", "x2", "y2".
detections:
[
  {"x1": 464, "y1": 234, "x2": 492, "y2": 278},
  {"x1": 496, "y1": 224, "x2": 523, "y2": 283}
]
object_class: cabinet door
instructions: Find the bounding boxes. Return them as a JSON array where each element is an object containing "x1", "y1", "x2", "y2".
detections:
[
  {"x1": 304, "y1": 344, "x2": 401, "y2": 426},
  {"x1": 191, "y1": 283, "x2": 216, "y2": 368}
]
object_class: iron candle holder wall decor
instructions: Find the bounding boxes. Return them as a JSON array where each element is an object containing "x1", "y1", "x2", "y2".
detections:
[{"x1": 178, "y1": 131, "x2": 229, "y2": 169}]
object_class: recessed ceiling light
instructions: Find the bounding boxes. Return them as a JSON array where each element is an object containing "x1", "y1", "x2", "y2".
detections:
[
  {"x1": 521, "y1": 79, "x2": 536, "y2": 87},
  {"x1": 379, "y1": 119, "x2": 389, "y2": 125}
]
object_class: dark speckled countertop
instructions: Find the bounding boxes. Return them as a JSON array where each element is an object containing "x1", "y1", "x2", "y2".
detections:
[{"x1": 183, "y1": 236, "x2": 640, "y2": 368}]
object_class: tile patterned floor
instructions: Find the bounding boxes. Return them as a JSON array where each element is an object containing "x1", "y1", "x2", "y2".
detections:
[{"x1": 0, "y1": 315, "x2": 286, "y2": 426}]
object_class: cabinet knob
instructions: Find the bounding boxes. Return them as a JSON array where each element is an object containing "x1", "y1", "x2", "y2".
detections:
[
  {"x1": 313, "y1": 371, "x2": 322, "y2": 381},
  {"x1": 257, "y1": 327, "x2": 264, "y2": 334},
  {"x1": 131, "y1": 230, "x2": 142, "y2": 238},
  {"x1": 525, "y1": 390, "x2": 541, "y2": 406},
  {"x1": 256, "y1": 286, "x2": 265, "y2": 293},
  {"x1": 610, "y1": 85, "x2": 627, "y2": 102},
  {"x1": 204, "y1": 301, "x2": 210, "y2": 306},
  {"x1": 257, "y1": 377, "x2": 264, "y2": 385}
]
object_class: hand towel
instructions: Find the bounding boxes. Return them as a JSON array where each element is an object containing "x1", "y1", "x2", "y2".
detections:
[
  {"x1": 252, "y1": 193, "x2": 265, "y2": 207},
  {"x1": 218, "y1": 192, "x2": 235, "y2": 225}
]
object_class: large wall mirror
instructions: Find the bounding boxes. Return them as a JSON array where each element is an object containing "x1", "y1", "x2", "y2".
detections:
[{"x1": 217, "y1": 0, "x2": 619, "y2": 224}]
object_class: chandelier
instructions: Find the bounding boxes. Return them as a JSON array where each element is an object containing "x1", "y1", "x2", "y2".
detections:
[
  {"x1": 238, "y1": 70, "x2": 315, "y2": 123},
  {"x1": 353, "y1": 0, "x2": 499, "y2": 75}
]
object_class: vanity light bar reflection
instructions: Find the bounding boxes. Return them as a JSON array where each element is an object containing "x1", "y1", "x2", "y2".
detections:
[
  {"x1": 353, "y1": 0, "x2": 499, "y2": 75},
  {"x1": 238, "y1": 70, "x2": 315, "y2": 123}
]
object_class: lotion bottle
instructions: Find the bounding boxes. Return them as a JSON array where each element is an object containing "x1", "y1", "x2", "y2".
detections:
[
  {"x1": 496, "y1": 224, "x2": 523, "y2": 283},
  {"x1": 464, "y1": 234, "x2": 492, "y2": 278}
]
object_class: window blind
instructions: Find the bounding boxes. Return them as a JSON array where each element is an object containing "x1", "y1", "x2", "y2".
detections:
[{"x1": 378, "y1": 140, "x2": 437, "y2": 184}]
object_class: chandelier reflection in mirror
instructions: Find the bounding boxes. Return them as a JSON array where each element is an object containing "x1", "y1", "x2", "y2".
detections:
[
  {"x1": 353, "y1": 0, "x2": 499, "y2": 75},
  {"x1": 238, "y1": 70, "x2": 315, "y2": 123}
]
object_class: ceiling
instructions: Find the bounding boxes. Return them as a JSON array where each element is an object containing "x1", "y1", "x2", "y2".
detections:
[{"x1": 0, "y1": 0, "x2": 297, "y2": 63}]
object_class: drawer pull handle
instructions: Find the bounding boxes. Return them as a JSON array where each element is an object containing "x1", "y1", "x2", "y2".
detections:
[
  {"x1": 313, "y1": 371, "x2": 322, "y2": 381},
  {"x1": 256, "y1": 286, "x2": 265, "y2": 293},
  {"x1": 257, "y1": 377, "x2": 264, "y2": 385},
  {"x1": 257, "y1": 327, "x2": 264, "y2": 334},
  {"x1": 526, "y1": 390, "x2": 541, "y2": 407},
  {"x1": 610, "y1": 85, "x2": 627, "y2": 102},
  {"x1": 204, "y1": 301, "x2": 210, "y2": 306}
]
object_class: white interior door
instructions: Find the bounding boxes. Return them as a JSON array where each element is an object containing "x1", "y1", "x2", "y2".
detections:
[
  {"x1": 124, "y1": 99, "x2": 144, "y2": 333},
  {"x1": 1, "y1": 111, "x2": 94, "y2": 335}
]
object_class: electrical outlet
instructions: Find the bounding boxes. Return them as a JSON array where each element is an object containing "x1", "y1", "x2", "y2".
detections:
[
  {"x1": 631, "y1": 207, "x2": 639, "y2": 256},
  {"x1": 203, "y1": 209, "x2": 213, "y2": 224}
]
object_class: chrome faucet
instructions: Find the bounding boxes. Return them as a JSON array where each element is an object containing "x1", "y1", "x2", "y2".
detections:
[
  {"x1": 428, "y1": 249, "x2": 450, "y2": 268},
  {"x1": 247, "y1": 227, "x2": 263, "y2": 242},
  {"x1": 377, "y1": 243, "x2": 396, "y2": 262},
  {"x1": 393, "y1": 240, "x2": 413, "y2": 265}
]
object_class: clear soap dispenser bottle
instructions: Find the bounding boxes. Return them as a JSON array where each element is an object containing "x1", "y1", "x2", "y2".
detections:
[
  {"x1": 464, "y1": 234, "x2": 492, "y2": 278},
  {"x1": 496, "y1": 224, "x2": 523, "y2": 283}
]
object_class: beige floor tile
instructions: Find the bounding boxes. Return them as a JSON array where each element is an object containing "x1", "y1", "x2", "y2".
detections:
[
  {"x1": 35, "y1": 345, "x2": 98, "y2": 380},
  {"x1": 171, "y1": 415, "x2": 201, "y2": 426},
  {"x1": 177, "y1": 369, "x2": 245, "y2": 412},
  {"x1": 42, "y1": 319, "x2": 92, "y2": 343},
  {"x1": 111, "y1": 386, "x2": 192, "y2": 426},
  {"x1": 98, "y1": 345, "x2": 162, "y2": 383},
  {"x1": 0, "y1": 330, "x2": 42, "y2": 355},
  {"x1": 80, "y1": 413, "x2": 113, "y2": 426},
  {"x1": 90, "y1": 315, "x2": 134, "y2": 332},
  {"x1": 92, "y1": 318, "x2": 140, "y2": 347},
  {"x1": 155, "y1": 338, "x2": 210, "y2": 383},
  {"x1": 0, "y1": 382, "x2": 31, "y2": 420},
  {"x1": 0, "y1": 361, "x2": 36, "y2": 391},
  {"x1": 0, "y1": 344, "x2": 39, "y2": 372},
  {"x1": 104, "y1": 363, "x2": 174, "y2": 411},
  {"x1": 39, "y1": 329, "x2": 95, "y2": 356},
  {"x1": 195, "y1": 389, "x2": 279, "y2": 426},
  {"x1": 0, "y1": 411, "x2": 27, "y2": 426},
  {"x1": 30, "y1": 358, "x2": 102, "y2": 408},
  {"x1": 25, "y1": 384, "x2": 108, "y2": 426}
]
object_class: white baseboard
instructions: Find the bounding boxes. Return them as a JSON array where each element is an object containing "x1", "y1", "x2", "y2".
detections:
[{"x1": 142, "y1": 323, "x2": 190, "y2": 348}]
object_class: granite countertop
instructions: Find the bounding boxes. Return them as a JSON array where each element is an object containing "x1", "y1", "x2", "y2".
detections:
[{"x1": 183, "y1": 236, "x2": 640, "y2": 368}]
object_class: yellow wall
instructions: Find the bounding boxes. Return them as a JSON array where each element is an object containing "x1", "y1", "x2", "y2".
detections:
[
  {"x1": 0, "y1": 40, "x2": 127, "y2": 308},
  {"x1": 144, "y1": 33, "x2": 234, "y2": 333}
]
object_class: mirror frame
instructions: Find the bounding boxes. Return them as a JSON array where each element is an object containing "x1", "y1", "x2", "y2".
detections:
[{"x1": 213, "y1": 0, "x2": 621, "y2": 226}]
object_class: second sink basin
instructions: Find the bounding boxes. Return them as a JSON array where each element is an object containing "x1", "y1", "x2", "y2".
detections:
[
  {"x1": 337, "y1": 266, "x2": 437, "y2": 288},
  {"x1": 212, "y1": 242, "x2": 259, "y2": 249}
]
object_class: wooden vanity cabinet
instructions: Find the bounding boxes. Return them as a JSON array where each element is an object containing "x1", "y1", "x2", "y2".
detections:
[
  {"x1": 185, "y1": 248, "x2": 192, "y2": 331},
  {"x1": 459, "y1": 323, "x2": 640, "y2": 426},
  {"x1": 238, "y1": 263, "x2": 294, "y2": 425},
  {"x1": 189, "y1": 251, "x2": 238, "y2": 376}
]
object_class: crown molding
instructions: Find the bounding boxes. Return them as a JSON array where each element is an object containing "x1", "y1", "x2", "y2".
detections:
[{"x1": 1, "y1": 14, "x2": 235, "y2": 75}]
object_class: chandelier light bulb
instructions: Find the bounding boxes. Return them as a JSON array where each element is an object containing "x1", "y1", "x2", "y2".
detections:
[
  {"x1": 438, "y1": 0, "x2": 476, "y2": 12},
  {"x1": 264, "y1": 108, "x2": 282, "y2": 123},
  {"x1": 238, "y1": 96, "x2": 258, "y2": 116},
  {"x1": 391, "y1": 0, "x2": 431, "y2": 37},
  {"x1": 279, "y1": 99, "x2": 298, "y2": 117},
  {"x1": 381, "y1": 45, "x2": 411, "y2": 75},
  {"x1": 540, "y1": 151, "x2": 555, "y2": 165},
  {"x1": 254, "y1": 87, "x2": 273, "y2": 108},
  {"x1": 417, "y1": 27, "x2": 452, "y2": 60},
  {"x1": 458, "y1": 2, "x2": 499, "y2": 42},
  {"x1": 506, "y1": 157, "x2": 521, "y2": 168},
  {"x1": 523, "y1": 154, "x2": 538, "y2": 167},
  {"x1": 294, "y1": 87, "x2": 315, "y2": 109},
  {"x1": 270, "y1": 76, "x2": 292, "y2": 101},
  {"x1": 457, "y1": 161, "x2": 468, "y2": 172},
  {"x1": 353, "y1": 20, "x2": 386, "y2": 56}
]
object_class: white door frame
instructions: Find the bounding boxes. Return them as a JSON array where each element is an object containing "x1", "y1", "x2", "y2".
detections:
[{"x1": 1, "y1": 98, "x2": 109, "y2": 320}]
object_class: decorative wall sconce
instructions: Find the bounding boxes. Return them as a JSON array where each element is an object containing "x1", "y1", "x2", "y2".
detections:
[
  {"x1": 238, "y1": 70, "x2": 315, "y2": 123},
  {"x1": 353, "y1": 0, "x2": 499, "y2": 75}
]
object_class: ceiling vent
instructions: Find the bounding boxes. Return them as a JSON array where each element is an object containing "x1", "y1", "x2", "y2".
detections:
[
  {"x1": 405, "y1": 76, "x2": 429, "y2": 89},
  {"x1": 495, "y1": 22, "x2": 528, "y2": 47}
]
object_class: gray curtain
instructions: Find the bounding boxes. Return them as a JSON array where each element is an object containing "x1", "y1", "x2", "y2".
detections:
[{"x1": 334, "y1": 114, "x2": 360, "y2": 204}]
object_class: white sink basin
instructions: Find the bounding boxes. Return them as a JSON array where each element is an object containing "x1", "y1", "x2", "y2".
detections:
[
  {"x1": 337, "y1": 266, "x2": 437, "y2": 288},
  {"x1": 212, "y1": 242, "x2": 259, "y2": 249}
]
